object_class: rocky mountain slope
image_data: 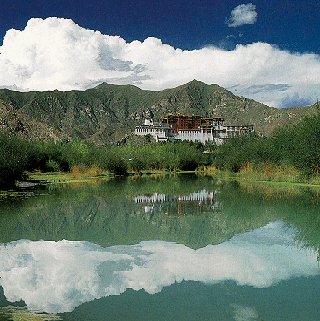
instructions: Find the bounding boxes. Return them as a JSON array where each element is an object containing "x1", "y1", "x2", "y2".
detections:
[
  {"x1": 0, "y1": 99, "x2": 60, "y2": 140},
  {"x1": 0, "y1": 80, "x2": 317, "y2": 144}
]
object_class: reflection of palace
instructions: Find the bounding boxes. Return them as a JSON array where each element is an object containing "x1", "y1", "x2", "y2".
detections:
[{"x1": 134, "y1": 189, "x2": 222, "y2": 215}]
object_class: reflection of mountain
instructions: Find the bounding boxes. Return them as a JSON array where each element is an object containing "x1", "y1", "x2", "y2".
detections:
[
  {"x1": 0, "y1": 177, "x2": 276, "y2": 249},
  {"x1": 0, "y1": 222, "x2": 318, "y2": 314},
  {"x1": 0, "y1": 176, "x2": 319, "y2": 250},
  {"x1": 134, "y1": 189, "x2": 222, "y2": 215}
]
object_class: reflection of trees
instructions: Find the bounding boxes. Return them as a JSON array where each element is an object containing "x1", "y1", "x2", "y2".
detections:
[
  {"x1": 237, "y1": 181, "x2": 320, "y2": 252},
  {"x1": 0, "y1": 176, "x2": 319, "y2": 250}
]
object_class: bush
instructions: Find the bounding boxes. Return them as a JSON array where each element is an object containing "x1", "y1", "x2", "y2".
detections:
[
  {"x1": 0, "y1": 131, "x2": 31, "y2": 187},
  {"x1": 44, "y1": 159, "x2": 60, "y2": 172},
  {"x1": 106, "y1": 157, "x2": 128, "y2": 175},
  {"x1": 130, "y1": 157, "x2": 145, "y2": 173}
]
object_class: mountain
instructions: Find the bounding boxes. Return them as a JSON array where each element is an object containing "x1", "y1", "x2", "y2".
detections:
[
  {"x1": 0, "y1": 99, "x2": 60, "y2": 140},
  {"x1": 0, "y1": 80, "x2": 317, "y2": 144}
]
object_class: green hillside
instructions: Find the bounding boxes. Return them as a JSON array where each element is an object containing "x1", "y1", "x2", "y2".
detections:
[{"x1": 0, "y1": 80, "x2": 317, "y2": 144}]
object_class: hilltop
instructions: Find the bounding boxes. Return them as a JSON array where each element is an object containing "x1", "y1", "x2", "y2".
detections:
[{"x1": 0, "y1": 80, "x2": 317, "y2": 144}]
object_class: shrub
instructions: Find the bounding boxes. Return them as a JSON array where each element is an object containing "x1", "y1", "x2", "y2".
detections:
[
  {"x1": 44, "y1": 159, "x2": 60, "y2": 172},
  {"x1": 0, "y1": 131, "x2": 31, "y2": 187}
]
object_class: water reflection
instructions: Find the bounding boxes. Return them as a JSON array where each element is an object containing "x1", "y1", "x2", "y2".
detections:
[
  {"x1": 0, "y1": 222, "x2": 318, "y2": 314},
  {"x1": 0, "y1": 306, "x2": 62, "y2": 321},
  {"x1": 134, "y1": 189, "x2": 222, "y2": 215},
  {"x1": 0, "y1": 176, "x2": 319, "y2": 251}
]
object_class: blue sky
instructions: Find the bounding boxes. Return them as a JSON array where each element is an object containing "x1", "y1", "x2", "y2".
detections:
[
  {"x1": 0, "y1": 0, "x2": 319, "y2": 52},
  {"x1": 0, "y1": 0, "x2": 319, "y2": 107}
]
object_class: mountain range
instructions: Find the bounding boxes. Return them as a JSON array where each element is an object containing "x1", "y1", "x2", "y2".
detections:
[{"x1": 0, "y1": 80, "x2": 317, "y2": 145}]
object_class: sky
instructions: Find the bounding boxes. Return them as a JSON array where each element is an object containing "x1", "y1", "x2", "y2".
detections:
[{"x1": 0, "y1": 0, "x2": 319, "y2": 107}]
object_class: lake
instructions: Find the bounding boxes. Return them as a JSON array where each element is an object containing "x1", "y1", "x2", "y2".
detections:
[{"x1": 0, "y1": 175, "x2": 319, "y2": 321}]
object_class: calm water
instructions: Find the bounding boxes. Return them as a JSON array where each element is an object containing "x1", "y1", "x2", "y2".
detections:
[{"x1": 0, "y1": 175, "x2": 319, "y2": 321}]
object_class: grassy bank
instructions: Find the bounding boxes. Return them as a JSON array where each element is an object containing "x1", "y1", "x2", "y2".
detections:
[
  {"x1": 198, "y1": 164, "x2": 320, "y2": 187},
  {"x1": 27, "y1": 168, "x2": 192, "y2": 184},
  {"x1": 26, "y1": 164, "x2": 320, "y2": 187},
  {"x1": 29, "y1": 164, "x2": 111, "y2": 182}
]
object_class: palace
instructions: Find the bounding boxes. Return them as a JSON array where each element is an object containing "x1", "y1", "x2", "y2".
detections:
[{"x1": 134, "y1": 114, "x2": 254, "y2": 144}]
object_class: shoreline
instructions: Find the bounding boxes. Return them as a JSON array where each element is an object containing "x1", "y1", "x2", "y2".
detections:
[
  {"x1": 28, "y1": 169, "x2": 320, "y2": 188},
  {"x1": 1, "y1": 169, "x2": 319, "y2": 193}
]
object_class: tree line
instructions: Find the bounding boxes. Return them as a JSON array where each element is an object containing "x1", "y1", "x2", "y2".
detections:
[
  {"x1": 0, "y1": 111, "x2": 319, "y2": 187},
  {"x1": 0, "y1": 134, "x2": 206, "y2": 187}
]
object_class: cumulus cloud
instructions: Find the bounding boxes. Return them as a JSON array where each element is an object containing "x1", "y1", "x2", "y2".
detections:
[
  {"x1": 0, "y1": 222, "x2": 318, "y2": 314},
  {"x1": 226, "y1": 3, "x2": 258, "y2": 27},
  {"x1": 0, "y1": 17, "x2": 319, "y2": 107}
]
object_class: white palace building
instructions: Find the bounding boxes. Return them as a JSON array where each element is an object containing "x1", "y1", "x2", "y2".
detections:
[{"x1": 135, "y1": 114, "x2": 254, "y2": 144}]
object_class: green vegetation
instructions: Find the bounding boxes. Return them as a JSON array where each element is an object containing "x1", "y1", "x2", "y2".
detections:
[
  {"x1": 0, "y1": 132, "x2": 30, "y2": 187},
  {"x1": 205, "y1": 111, "x2": 320, "y2": 182},
  {"x1": 1, "y1": 111, "x2": 319, "y2": 188},
  {"x1": 0, "y1": 131, "x2": 208, "y2": 187}
]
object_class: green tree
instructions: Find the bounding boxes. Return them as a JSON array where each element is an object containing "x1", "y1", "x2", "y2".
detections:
[{"x1": 0, "y1": 131, "x2": 31, "y2": 187}]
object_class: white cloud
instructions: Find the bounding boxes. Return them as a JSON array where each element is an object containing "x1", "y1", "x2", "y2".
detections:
[
  {"x1": 227, "y1": 3, "x2": 258, "y2": 27},
  {"x1": 0, "y1": 17, "x2": 319, "y2": 107},
  {"x1": 0, "y1": 222, "x2": 318, "y2": 314}
]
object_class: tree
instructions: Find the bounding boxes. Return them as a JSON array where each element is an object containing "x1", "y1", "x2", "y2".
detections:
[{"x1": 0, "y1": 131, "x2": 30, "y2": 187}]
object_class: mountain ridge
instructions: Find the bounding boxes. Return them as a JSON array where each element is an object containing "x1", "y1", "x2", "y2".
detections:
[{"x1": 0, "y1": 81, "x2": 317, "y2": 145}]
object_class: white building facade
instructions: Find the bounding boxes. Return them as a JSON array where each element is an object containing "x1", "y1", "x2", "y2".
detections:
[
  {"x1": 135, "y1": 116, "x2": 254, "y2": 144},
  {"x1": 134, "y1": 119, "x2": 176, "y2": 142}
]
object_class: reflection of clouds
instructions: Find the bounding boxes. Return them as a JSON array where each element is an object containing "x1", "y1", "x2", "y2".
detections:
[
  {"x1": 231, "y1": 304, "x2": 259, "y2": 321},
  {"x1": 0, "y1": 222, "x2": 318, "y2": 314},
  {"x1": 0, "y1": 241, "x2": 135, "y2": 313}
]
